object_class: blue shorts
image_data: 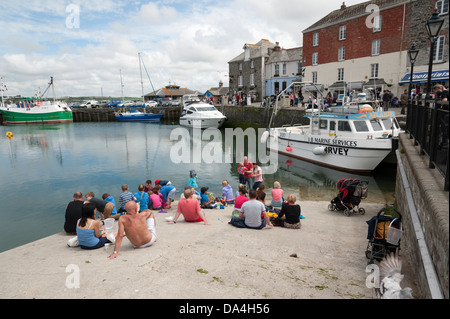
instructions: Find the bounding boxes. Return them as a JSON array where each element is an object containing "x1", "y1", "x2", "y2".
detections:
[{"x1": 80, "y1": 237, "x2": 110, "y2": 250}]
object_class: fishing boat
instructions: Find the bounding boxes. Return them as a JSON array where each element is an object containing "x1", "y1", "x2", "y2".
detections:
[
  {"x1": 266, "y1": 82, "x2": 402, "y2": 174},
  {"x1": 0, "y1": 77, "x2": 73, "y2": 125},
  {"x1": 114, "y1": 53, "x2": 163, "y2": 123},
  {"x1": 179, "y1": 101, "x2": 227, "y2": 129}
]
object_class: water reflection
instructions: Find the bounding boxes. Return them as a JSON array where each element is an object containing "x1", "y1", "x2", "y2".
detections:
[{"x1": 0, "y1": 122, "x2": 396, "y2": 252}]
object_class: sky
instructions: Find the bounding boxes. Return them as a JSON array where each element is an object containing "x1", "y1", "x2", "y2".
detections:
[{"x1": 0, "y1": 0, "x2": 364, "y2": 99}]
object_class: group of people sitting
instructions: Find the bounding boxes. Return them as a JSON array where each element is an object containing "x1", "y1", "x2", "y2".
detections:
[{"x1": 64, "y1": 171, "x2": 303, "y2": 258}]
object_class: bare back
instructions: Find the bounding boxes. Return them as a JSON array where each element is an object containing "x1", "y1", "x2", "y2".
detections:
[{"x1": 119, "y1": 212, "x2": 153, "y2": 247}]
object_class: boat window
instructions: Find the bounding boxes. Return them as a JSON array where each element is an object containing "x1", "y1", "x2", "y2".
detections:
[
  {"x1": 381, "y1": 119, "x2": 392, "y2": 130},
  {"x1": 338, "y1": 121, "x2": 352, "y2": 132},
  {"x1": 330, "y1": 121, "x2": 336, "y2": 131},
  {"x1": 197, "y1": 106, "x2": 217, "y2": 112},
  {"x1": 353, "y1": 121, "x2": 369, "y2": 132},
  {"x1": 370, "y1": 119, "x2": 383, "y2": 131},
  {"x1": 319, "y1": 120, "x2": 328, "y2": 129}
]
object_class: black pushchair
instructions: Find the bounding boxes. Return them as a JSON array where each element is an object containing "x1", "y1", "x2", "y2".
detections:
[
  {"x1": 365, "y1": 206, "x2": 403, "y2": 264},
  {"x1": 328, "y1": 178, "x2": 368, "y2": 217}
]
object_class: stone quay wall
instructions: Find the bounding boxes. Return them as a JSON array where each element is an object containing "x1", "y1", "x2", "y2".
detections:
[{"x1": 395, "y1": 133, "x2": 449, "y2": 299}]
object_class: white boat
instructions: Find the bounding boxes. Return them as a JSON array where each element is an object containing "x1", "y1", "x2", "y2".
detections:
[
  {"x1": 267, "y1": 82, "x2": 402, "y2": 174},
  {"x1": 0, "y1": 77, "x2": 73, "y2": 125},
  {"x1": 179, "y1": 101, "x2": 227, "y2": 129}
]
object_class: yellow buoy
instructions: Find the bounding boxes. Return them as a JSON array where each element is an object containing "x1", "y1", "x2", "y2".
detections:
[{"x1": 6, "y1": 131, "x2": 13, "y2": 139}]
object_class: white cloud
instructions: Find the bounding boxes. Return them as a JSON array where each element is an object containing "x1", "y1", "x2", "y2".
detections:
[{"x1": 0, "y1": 0, "x2": 365, "y2": 98}]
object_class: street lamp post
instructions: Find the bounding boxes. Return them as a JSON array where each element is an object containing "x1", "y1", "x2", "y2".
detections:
[
  {"x1": 425, "y1": 8, "x2": 444, "y2": 100},
  {"x1": 407, "y1": 44, "x2": 419, "y2": 100}
]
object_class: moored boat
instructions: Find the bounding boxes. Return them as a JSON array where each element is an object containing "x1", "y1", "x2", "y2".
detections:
[
  {"x1": 267, "y1": 82, "x2": 402, "y2": 174},
  {"x1": 0, "y1": 77, "x2": 73, "y2": 125},
  {"x1": 115, "y1": 110, "x2": 163, "y2": 122},
  {"x1": 179, "y1": 101, "x2": 227, "y2": 129}
]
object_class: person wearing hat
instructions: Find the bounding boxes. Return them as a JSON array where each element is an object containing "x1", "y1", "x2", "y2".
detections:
[
  {"x1": 188, "y1": 170, "x2": 198, "y2": 189},
  {"x1": 200, "y1": 187, "x2": 216, "y2": 209}
]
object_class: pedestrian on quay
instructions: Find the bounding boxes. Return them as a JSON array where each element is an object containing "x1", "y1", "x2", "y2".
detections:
[
  {"x1": 272, "y1": 194, "x2": 302, "y2": 229},
  {"x1": 271, "y1": 181, "x2": 284, "y2": 208},
  {"x1": 400, "y1": 89, "x2": 409, "y2": 115},
  {"x1": 85, "y1": 192, "x2": 115, "y2": 220},
  {"x1": 108, "y1": 202, "x2": 157, "y2": 259},
  {"x1": 252, "y1": 162, "x2": 263, "y2": 190},
  {"x1": 102, "y1": 193, "x2": 119, "y2": 220},
  {"x1": 64, "y1": 192, "x2": 84, "y2": 235},
  {"x1": 243, "y1": 156, "x2": 254, "y2": 190},
  {"x1": 168, "y1": 188, "x2": 209, "y2": 225},
  {"x1": 229, "y1": 189, "x2": 272, "y2": 229},
  {"x1": 77, "y1": 202, "x2": 115, "y2": 250},
  {"x1": 118, "y1": 184, "x2": 136, "y2": 215},
  {"x1": 134, "y1": 184, "x2": 150, "y2": 212}
]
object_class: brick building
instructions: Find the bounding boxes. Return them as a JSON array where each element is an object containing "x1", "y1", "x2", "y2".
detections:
[{"x1": 302, "y1": 0, "x2": 414, "y2": 98}]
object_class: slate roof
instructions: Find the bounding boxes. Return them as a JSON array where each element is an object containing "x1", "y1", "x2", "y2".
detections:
[
  {"x1": 303, "y1": 0, "x2": 409, "y2": 33},
  {"x1": 228, "y1": 39, "x2": 277, "y2": 63}
]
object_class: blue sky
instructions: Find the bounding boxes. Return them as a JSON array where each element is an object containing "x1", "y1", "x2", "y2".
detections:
[{"x1": 0, "y1": 0, "x2": 363, "y2": 98}]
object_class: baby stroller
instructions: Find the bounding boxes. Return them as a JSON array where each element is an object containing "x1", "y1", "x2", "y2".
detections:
[
  {"x1": 365, "y1": 206, "x2": 403, "y2": 264},
  {"x1": 328, "y1": 178, "x2": 368, "y2": 217}
]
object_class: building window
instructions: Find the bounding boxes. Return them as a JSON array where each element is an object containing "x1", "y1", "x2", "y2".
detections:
[
  {"x1": 312, "y1": 71, "x2": 318, "y2": 84},
  {"x1": 312, "y1": 52, "x2": 318, "y2": 65},
  {"x1": 373, "y1": 15, "x2": 382, "y2": 32},
  {"x1": 338, "y1": 68, "x2": 344, "y2": 81},
  {"x1": 239, "y1": 63, "x2": 242, "y2": 71},
  {"x1": 313, "y1": 32, "x2": 319, "y2": 46},
  {"x1": 434, "y1": 36, "x2": 446, "y2": 63},
  {"x1": 250, "y1": 73, "x2": 255, "y2": 86},
  {"x1": 274, "y1": 64, "x2": 279, "y2": 76},
  {"x1": 339, "y1": 25, "x2": 346, "y2": 40},
  {"x1": 436, "y1": 0, "x2": 449, "y2": 14},
  {"x1": 371, "y1": 39, "x2": 380, "y2": 56},
  {"x1": 298, "y1": 62, "x2": 302, "y2": 75},
  {"x1": 370, "y1": 63, "x2": 379, "y2": 78},
  {"x1": 238, "y1": 75, "x2": 243, "y2": 87},
  {"x1": 338, "y1": 46, "x2": 345, "y2": 61},
  {"x1": 250, "y1": 60, "x2": 254, "y2": 69},
  {"x1": 283, "y1": 63, "x2": 287, "y2": 75}
]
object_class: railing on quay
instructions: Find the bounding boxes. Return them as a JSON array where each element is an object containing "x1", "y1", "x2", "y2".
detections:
[{"x1": 406, "y1": 99, "x2": 449, "y2": 191}]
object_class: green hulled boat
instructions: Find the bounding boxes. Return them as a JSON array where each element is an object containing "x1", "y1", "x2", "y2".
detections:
[{"x1": 0, "y1": 77, "x2": 73, "y2": 125}]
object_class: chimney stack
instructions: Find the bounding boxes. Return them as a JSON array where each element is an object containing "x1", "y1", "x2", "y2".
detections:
[{"x1": 341, "y1": 2, "x2": 346, "y2": 10}]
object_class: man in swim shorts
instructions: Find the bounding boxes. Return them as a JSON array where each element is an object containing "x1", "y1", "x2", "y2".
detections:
[{"x1": 108, "y1": 201, "x2": 157, "y2": 259}]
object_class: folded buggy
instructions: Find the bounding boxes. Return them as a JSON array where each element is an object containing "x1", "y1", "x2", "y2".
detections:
[
  {"x1": 328, "y1": 178, "x2": 368, "y2": 217},
  {"x1": 365, "y1": 206, "x2": 403, "y2": 264}
]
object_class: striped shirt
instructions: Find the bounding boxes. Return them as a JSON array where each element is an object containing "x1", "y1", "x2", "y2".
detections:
[{"x1": 119, "y1": 191, "x2": 134, "y2": 208}]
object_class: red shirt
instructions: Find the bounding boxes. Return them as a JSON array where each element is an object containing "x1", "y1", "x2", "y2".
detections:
[
  {"x1": 234, "y1": 195, "x2": 249, "y2": 210},
  {"x1": 177, "y1": 197, "x2": 203, "y2": 222},
  {"x1": 244, "y1": 162, "x2": 253, "y2": 178}
]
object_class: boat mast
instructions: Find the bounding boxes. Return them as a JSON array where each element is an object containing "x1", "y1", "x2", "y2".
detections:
[
  {"x1": 139, "y1": 52, "x2": 145, "y2": 104},
  {"x1": 120, "y1": 69, "x2": 124, "y2": 101},
  {"x1": 0, "y1": 77, "x2": 6, "y2": 107},
  {"x1": 50, "y1": 77, "x2": 56, "y2": 102}
]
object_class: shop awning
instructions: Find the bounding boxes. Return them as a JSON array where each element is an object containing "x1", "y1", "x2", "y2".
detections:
[{"x1": 399, "y1": 70, "x2": 449, "y2": 84}]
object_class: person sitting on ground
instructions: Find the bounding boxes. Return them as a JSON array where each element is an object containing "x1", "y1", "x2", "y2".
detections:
[
  {"x1": 118, "y1": 184, "x2": 136, "y2": 215},
  {"x1": 77, "y1": 202, "x2": 114, "y2": 250},
  {"x1": 102, "y1": 193, "x2": 119, "y2": 220},
  {"x1": 221, "y1": 180, "x2": 234, "y2": 204},
  {"x1": 232, "y1": 185, "x2": 249, "y2": 217},
  {"x1": 229, "y1": 189, "x2": 273, "y2": 229},
  {"x1": 134, "y1": 184, "x2": 150, "y2": 212},
  {"x1": 144, "y1": 180, "x2": 153, "y2": 193},
  {"x1": 149, "y1": 185, "x2": 163, "y2": 210},
  {"x1": 169, "y1": 188, "x2": 209, "y2": 225},
  {"x1": 160, "y1": 182, "x2": 176, "y2": 209},
  {"x1": 273, "y1": 194, "x2": 301, "y2": 229},
  {"x1": 64, "y1": 192, "x2": 84, "y2": 235},
  {"x1": 256, "y1": 184, "x2": 266, "y2": 206},
  {"x1": 108, "y1": 202, "x2": 157, "y2": 259},
  {"x1": 271, "y1": 181, "x2": 284, "y2": 208},
  {"x1": 85, "y1": 192, "x2": 115, "y2": 220},
  {"x1": 200, "y1": 187, "x2": 216, "y2": 209}
]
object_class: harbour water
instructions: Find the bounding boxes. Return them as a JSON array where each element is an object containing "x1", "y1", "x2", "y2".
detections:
[{"x1": 0, "y1": 122, "x2": 397, "y2": 253}]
